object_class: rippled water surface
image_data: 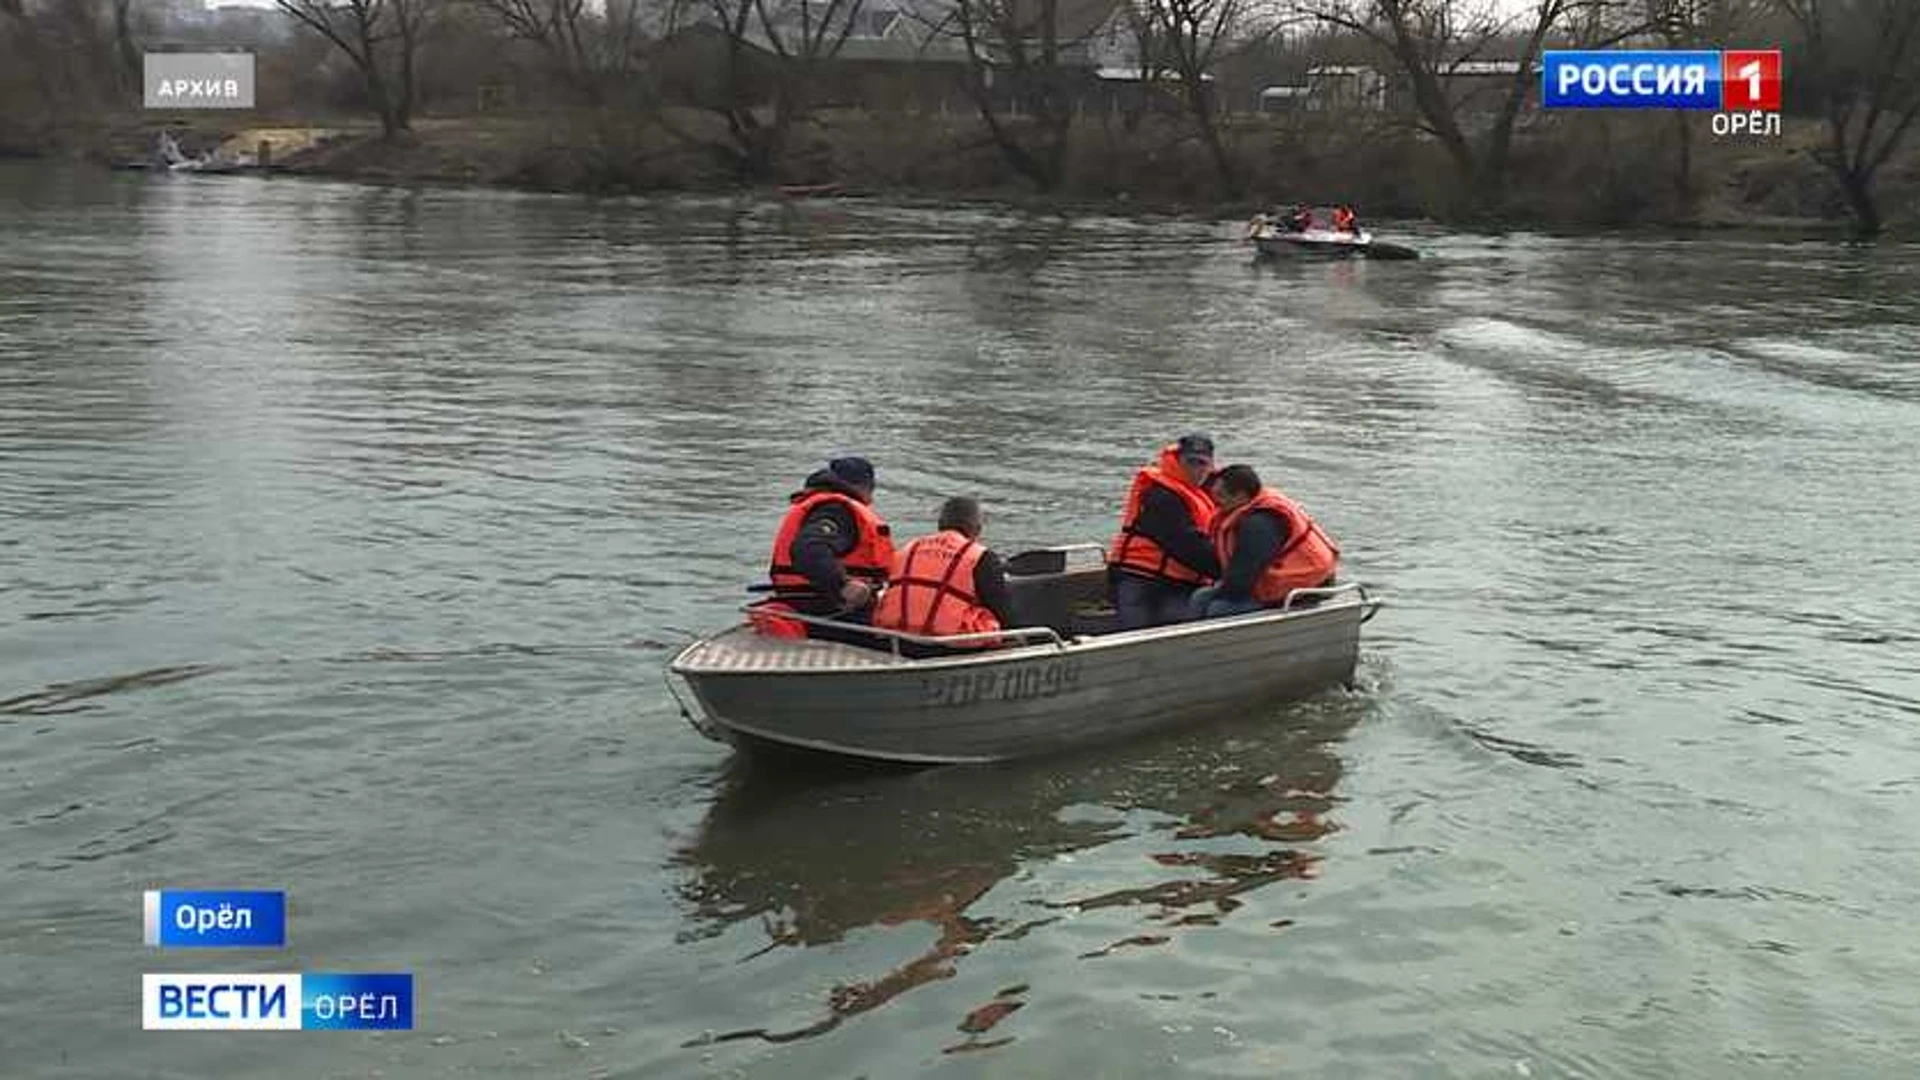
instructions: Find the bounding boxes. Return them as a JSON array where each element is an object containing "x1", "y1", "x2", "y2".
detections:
[{"x1": 5, "y1": 164, "x2": 1920, "y2": 1078}]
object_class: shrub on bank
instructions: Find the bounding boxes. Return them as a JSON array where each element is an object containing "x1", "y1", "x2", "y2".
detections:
[{"x1": 53, "y1": 104, "x2": 1920, "y2": 234}]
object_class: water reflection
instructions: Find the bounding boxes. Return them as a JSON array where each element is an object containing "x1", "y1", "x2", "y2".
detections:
[{"x1": 671, "y1": 694, "x2": 1362, "y2": 1050}]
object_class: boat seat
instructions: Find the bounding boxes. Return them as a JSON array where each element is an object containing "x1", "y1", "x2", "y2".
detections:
[{"x1": 1008, "y1": 565, "x2": 1114, "y2": 638}]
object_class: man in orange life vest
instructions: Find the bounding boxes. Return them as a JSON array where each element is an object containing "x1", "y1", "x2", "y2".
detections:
[
  {"x1": 1108, "y1": 433, "x2": 1222, "y2": 630},
  {"x1": 1190, "y1": 464, "x2": 1340, "y2": 620},
  {"x1": 762, "y1": 456, "x2": 894, "y2": 645},
  {"x1": 1332, "y1": 205, "x2": 1358, "y2": 234},
  {"x1": 873, "y1": 496, "x2": 1018, "y2": 658}
]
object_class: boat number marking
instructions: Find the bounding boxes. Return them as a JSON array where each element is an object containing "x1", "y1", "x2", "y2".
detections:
[{"x1": 921, "y1": 660, "x2": 1082, "y2": 708}]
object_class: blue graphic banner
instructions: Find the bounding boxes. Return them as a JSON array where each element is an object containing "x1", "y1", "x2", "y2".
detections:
[
  {"x1": 1542, "y1": 50, "x2": 1724, "y2": 109},
  {"x1": 144, "y1": 890, "x2": 287, "y2": 948}
]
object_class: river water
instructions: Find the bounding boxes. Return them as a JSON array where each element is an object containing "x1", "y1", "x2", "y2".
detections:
[{"x1": 4, "y1": 164, "x2": 1919, "y2": 1078}]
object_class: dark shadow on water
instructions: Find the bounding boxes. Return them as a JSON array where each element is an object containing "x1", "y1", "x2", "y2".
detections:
[
  {"x1": 669, "y1": 691, "x2": 1367, "y2": 1049},
  {"x1": 962, "y1": 214, "x2": 1074, "y2": 275}
]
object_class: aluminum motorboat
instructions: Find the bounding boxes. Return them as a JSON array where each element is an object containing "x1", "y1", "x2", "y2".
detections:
[{"x1": 667, "y1": 545, "x2": 1381, "y2": 765}]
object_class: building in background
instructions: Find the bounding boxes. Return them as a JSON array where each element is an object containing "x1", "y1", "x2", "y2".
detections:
[{"x1": 1305, "y1": 65, "x2": 1386, "y2": 111}]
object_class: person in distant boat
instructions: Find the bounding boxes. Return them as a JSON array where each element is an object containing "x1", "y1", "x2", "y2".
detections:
[
  {"x1": 872, "y1": 496, "x2": 1018, "y2": 658},
  {"x1": 1108, "y1": 433, "x2": 1221, "y2": 630},
  {"x1": 754, "y1": 456, "x2": 894, "y2": 644},
  {"x1": 1332, "y1": 205, "x2": 1358, "y2": 234},
  {"x1": 1189, "y1": 464, "x2": 1340, "y2": 620},
  {"x1": 1289, "y1": 205, "x2": 1314, "y2": 233}
]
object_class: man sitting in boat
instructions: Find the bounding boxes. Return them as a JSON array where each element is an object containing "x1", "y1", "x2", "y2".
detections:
[
  {"x1": 872, "y1": 496, "x2": 1017, "y2": 658},
  {"x1": 1332, "y1": 206, "x2": 1358, "y2": 235},
  {"x1": 1108, "y1": 434, "x2": 1222, "y2": 630},
  {"x1": 754, "y1": 457, "x2": 894, "y2": 645},
  {"x1": 1189, "y1": 465, "x2": 1340, "y2": 620},
  {"x1": 1289, "y1": 205, "x2": 1314, "y2": 234}
]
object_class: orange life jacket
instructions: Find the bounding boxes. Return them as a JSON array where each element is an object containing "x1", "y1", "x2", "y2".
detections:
[
  {"x1": 746, "y1": 598, "x2": 809, "y2": 639},
  {"x1": 768, "y1": 490, "x2": 894, "y2": 597},
  {"x1": 871, "y1": 530, "x2": 1002, "y2": 646},
  {"x1": 1210, "y1": 488, "x2": 1340, "y2": 604},
  {"x1": 1333, "y1": 207, "x2": 1356, "y2": 232},
  {"x1": 1108, "y1": 446, "x2": 1218, "y2": 586},
  {"x1": 752, "y1": 489, "x2": 894, "y2": 638}
]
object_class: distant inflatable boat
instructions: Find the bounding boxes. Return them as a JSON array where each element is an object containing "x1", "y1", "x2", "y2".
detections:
[{"x1": 1246, "y1": 208, "x2": 1421, "y2": 261}]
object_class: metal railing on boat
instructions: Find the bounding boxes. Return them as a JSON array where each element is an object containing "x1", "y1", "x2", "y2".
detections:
[
  {"x1": 1280, "y1": 582, "x2": 1378, "y2": 617},
  {"x1": 742, "y1": 579, "x2": 1377, "y2": 656},
  {"x1": 739, "y1": 603, "x2": 1068, "y2": 657}
]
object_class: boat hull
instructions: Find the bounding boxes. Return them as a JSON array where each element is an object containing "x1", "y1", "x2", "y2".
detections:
[
  {"x1": 1254, "y1": 234, "x2": 1368, "y2": 258},
  {"x1": 670, "y1": 598, "x2": 1369, "y2": 765},
  {"x1": 1252, "y1": 232, "x2": 1420, "y2": 261}
]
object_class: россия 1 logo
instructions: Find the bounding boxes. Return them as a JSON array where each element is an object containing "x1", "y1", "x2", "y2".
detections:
[
  {"x1": 1720, "y1": 50, "x2": 1782, "y2": 111},
  {"x1": 1542, "y1": 49, "x2": 1783, "y2": 136}
]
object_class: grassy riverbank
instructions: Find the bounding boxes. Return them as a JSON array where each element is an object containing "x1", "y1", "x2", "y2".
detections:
[{"x1": 39, "y1": 107, "x2": 1920, "y2": 233}]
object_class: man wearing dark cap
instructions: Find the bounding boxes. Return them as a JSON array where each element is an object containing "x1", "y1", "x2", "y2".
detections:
[
  {"x1": 1107, "y1": 434, "x2": 1222, "y2": 630},
  {"x1": 756, "y1": 456, "x2": 895, "y2": 645}
]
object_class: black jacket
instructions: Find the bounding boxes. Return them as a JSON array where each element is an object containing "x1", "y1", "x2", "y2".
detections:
[
  {"x1": 1118, "y1": 485, "x2": 1221, "y2": 582},
  {"x1": 1216, "y1": 508, "x2": 1288, "y2": 601},
  {"x1": 786, "y1": 472, "x2": 885, "y2": 613}
]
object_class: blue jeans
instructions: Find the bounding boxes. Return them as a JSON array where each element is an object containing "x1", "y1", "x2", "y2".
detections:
[
  {"x1": 1114, "y1": 574, "x2": 1195, "y2": 630},
  {"x1": 1189, "y1": 586, "x2": 1266, "y2": 620}
]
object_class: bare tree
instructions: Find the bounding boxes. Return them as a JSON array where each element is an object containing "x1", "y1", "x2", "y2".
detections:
[
  {"x1": 275, "y1": 0, "x2": 443, "y2": 137},
  {"x1": 111, "y1": 0, "x2": 142, "y2": 101},
  {"x1": 1296, "y1": 0, "x2": 1642, "y2": 208},
  {"x1": 1658, "y1": 0, "x2": 1768, "y2": 40},
  {"x1": 1637, "y1": 0, "x2": 1701, "y2": 208},
  {"x1": 1775, "y1": 0, "x2": 1920, "y2": 235},
  {"x1": 1, "y1": 0, "x2": 124, "y2": 117},
  {"x1": 473, "y1": 0, "x2": 648, "y2": 104},
  {"x1": 1117, "y1": 0, "x2": 1168, "y2": 131},
  {"x1": 696, "y1": 0, "x2": 778, "y2": 175},
  {"x1": 1561, "y1": 0, "x2": 1760, "y2": 213},
  {"x1": 478, "y1": 0, "x2": 591, "y2": 83},
  {"x1": 1139, "y1": 0, "x2": 1266, "y2": 196},
  {"x1": 0, "y1": 0, "x2": 45, "y2": 123},
  {"x1": 659, "y1": 0, "x2": 863, "y2": 179},
  {"x1": 746, "y1": 0, "x2": 866, "y2": 169},
  {"x1": 922, "y1": 0, "x2": 1090, "y2": 191}
]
